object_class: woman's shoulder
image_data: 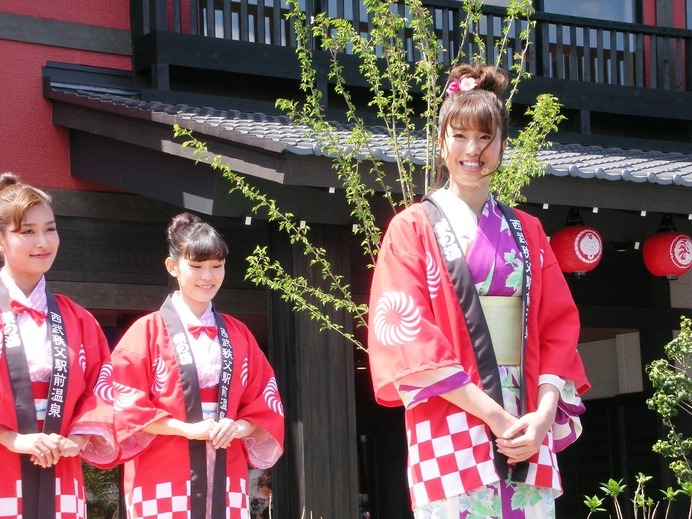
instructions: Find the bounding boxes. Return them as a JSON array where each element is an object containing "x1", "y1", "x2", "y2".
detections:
[
  {"x1": 53, "y1": 293, "x2": 97, "y2": 320},
  {"x1": 383, "y1": 202, "x2": 430, "y2": 232},
  {"x1": 218, "y1": 313, "x2": 252, "y2": 334},
  {"x1": 510, "y1": 207, "x2": 548, "y2": 235}
]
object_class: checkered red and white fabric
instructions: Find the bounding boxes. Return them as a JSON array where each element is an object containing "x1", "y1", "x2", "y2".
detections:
[
  {"x1": 125, "y1": 481, "x2": 191, "y2": 519},
  {"x1": 56, "y1": 477, "x2": 87, "y2": 519},
  {"x1": 0, "y1": 477, "x2": 87, "y2": 519},
  {"x1": 125, "y1": 477, "x2": 251, "y2": 519},
  {"x1": 0, "y1": 480, "x2": 21, "y2": 518},
  {"x1": 405, "y1": 405, "x2": 562, "y2": 509},
  {"x1": 523, "y1": 430, "x2": 561, "y2": 490},
  {"x1": 228, "y1": 476, "x2": 250, "y2": 519},
  {"x1": 406, "y1": 410, "x2": 498, "y2": 509}
]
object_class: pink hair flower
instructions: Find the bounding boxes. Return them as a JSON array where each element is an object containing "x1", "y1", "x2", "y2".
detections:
[{"x1": 446, "y1": 77, "x2": 478, "y2": 96}]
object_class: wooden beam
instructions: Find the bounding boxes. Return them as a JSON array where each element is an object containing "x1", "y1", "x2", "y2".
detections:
[
  {"x1": 523, "y1": 175, "x2": 692, "y2": 215},
  {"x1": 0, "y1": 12, "x2": 131, "y2": 55},
  {"x1": 47, "y1": 189, "x2": 170, "y2": 223},
  {"x1": 46, "y1": 281, "x2": 266, "y2": 314}
]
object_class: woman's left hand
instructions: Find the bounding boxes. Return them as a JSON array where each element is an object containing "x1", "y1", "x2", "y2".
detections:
[
  {"x1": 209, "y1": 419, "x2": 256, "y2": 449},
  {"x1": 495, "y1": 383, "x2": 560, "y2": 464},
  {"x1": 58, "y1": 434, "x2": 90, "y2": 457},
  {"x1": 495, "y1": 411, "x2": 552, "y2": 463}
]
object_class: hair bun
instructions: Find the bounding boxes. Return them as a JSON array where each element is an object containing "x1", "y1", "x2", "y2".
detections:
[
  {"x1": 167, "y1": 212, "x2": 202, "y2": 241},
  {"x1": 447, "y1": 63, "x2": 508, "y2": 98},
  {"x1": 0, "y1": 172, "x2": 22, "y2": 192}
]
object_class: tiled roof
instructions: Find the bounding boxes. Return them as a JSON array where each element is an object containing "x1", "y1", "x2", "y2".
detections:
[{"x1": 50, "y1": 87, "x2": 692, "y2": 188}]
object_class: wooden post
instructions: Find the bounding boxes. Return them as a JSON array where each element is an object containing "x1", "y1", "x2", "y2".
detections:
[{"x1": 269, "y1": 223, "x2": 359, "y2": 519}]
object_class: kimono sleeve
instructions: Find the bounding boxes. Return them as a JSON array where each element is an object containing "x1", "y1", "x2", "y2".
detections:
[
  {"x1": 56, "y1": 296, "x2": 118, "y2": 467},
  {"x1": 110, "y1": 315, "x2": 172, "y2": 462},
  {"x1": 367, "y1": 207, "x2": 468, "y2": 406},
  {"x1": 528, "y1": 219, "x2": 590, "y2": 395},
  {"x1": 229, "y1": 316, "x2": 284, "y2": 469}
]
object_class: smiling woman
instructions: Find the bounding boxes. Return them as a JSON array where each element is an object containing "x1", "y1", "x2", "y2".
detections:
[
  {"x1": 367, "y1": 64, "x2": 590, "y2": 518},
  {"x1": 0, "y1": 172, "x2": 117, "y2": 519},
  {"x1": 109, "y1": 211, "x2": 285, "y2": 519},
  {"x1": 0, "y1": 198, "x2": 59, "y2": 293}
]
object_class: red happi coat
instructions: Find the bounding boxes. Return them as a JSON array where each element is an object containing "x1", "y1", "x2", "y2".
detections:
[
  {"x1": 111, "y1": 311, "x2": 284, "y2": 519},
  {"x1": 0, "y1": 295, "x2": 117, "y2": 519},
  {"x1": 368, "y1": 203, "x2": 590, "y2": 509}
]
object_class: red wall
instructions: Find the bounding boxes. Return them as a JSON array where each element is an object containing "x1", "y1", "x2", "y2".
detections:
[
  {"x1": 2, "y1": 1, "x2": 130, "y2": 30},
  {"x1": 0, "y1": 2, "x2": 131, "y2": 191}
]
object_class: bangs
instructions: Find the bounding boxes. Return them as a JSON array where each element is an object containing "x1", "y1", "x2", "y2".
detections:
[
  {"x1": 182, "y1": 227, "x2": 229, "y2": 262},
  {"x1": 447, "y1": 101, "x2": 498, "y2": 136},
  {"x1": 8, "y1": 190, "x2": 52, "y2": 232},
  {"x1": 438, "y1": 89, "x2": 507, "y2": 141}
]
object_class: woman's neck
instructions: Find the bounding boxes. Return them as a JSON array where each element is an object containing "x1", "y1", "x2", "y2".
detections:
[
  {"x1": 447, "y1": 186, "x2": 489, "y2": 218},
  {"x1": 176, "y1": 291, "x2": 209, "y2": 320},
  {"x1": 1, "y1": 268, "x2": 41, "y2": 298}
]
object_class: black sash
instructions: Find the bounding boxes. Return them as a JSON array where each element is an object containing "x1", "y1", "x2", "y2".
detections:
[
  {"x1": 422, "y1": 196, "x2": 530, "y2": 481},
  {"x1": 159, "y1": 296, "x2": 234, "y2": 519},
  {"x1": 0, "y1": 279, "x2": 68, "y2": 519}
]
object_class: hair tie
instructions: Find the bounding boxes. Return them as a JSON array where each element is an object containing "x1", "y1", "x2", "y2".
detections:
[{"x1": 446, "y1": 77, "x2": 478, "y2": 96}]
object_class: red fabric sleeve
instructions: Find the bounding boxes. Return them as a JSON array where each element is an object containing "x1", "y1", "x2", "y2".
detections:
[
  {"x1": 225, "y1": 317, "x2": 284, "y2": 443},
  {"x1": 518, "y1": 213, "x2": 591, "y2": 400},
  {"x1": 55, "y1": 295, "x2": 119, "y2": 467},
  {"x1": 367, "y1": 207, "x2": 473, "y2": 406},
  {"x1": 110, "y1": 314, "x2": 175, "y2": 461}
]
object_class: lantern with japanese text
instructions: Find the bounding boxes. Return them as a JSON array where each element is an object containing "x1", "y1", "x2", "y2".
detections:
[
  {"x1": 643, "y1": 215, "x2": 692, "y2": 280},
  {"x1": 551, "y1": 208, "x2": 603, "y2": 277}
]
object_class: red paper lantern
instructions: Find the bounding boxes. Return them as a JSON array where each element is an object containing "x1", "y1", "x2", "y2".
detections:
[
  {"x1": 551, "y1": 224, "x2": 603, "y2": 277},
  {"x1": 643, "y1": 231, "x2": 692, "y2": 279}
]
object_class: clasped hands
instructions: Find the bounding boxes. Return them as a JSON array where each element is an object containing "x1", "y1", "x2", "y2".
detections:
[
  {"x1": 11, "y1": 432, "x2": 88, "y2": 469},
  {"x1": 493, "y1": 410, "x2": 553, "y2": 465},
  {"x1": 186, "y1": 418, "x2": 255, "y2": 449}
]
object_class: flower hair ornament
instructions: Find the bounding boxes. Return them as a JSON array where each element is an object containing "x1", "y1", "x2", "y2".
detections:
[{"x1": 446, "y1": 77, "x2": 478, "y2": 96}]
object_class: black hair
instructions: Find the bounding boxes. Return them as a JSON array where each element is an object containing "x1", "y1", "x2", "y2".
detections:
[{"x1": 166, "y1": 212, "x2": 229, "y2": 262}]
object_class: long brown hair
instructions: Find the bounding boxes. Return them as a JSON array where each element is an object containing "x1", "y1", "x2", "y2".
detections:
[{"x1": 434, "y1": 64, "x2": 509, "y2": 189}]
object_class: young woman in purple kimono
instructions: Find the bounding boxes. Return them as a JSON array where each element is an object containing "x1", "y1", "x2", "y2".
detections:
[{"x1": 367, "y1": 64, "x2": 590, "y2": 518}]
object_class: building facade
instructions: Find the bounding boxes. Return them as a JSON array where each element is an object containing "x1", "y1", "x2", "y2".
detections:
[{"x1": 1, "y1": 0, "x2": 692, "y2": 517}]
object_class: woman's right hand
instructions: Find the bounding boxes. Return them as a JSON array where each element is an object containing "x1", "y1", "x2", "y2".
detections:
[
  {"x1": 441, "y1": 382, "x2": 518, "y2": 439},
  {"x1": 184, "y1": 418, "x2": 216, "y2": 441},
  {"x1": 10, "y1": 432, "x2": 61, "y2": 468}
]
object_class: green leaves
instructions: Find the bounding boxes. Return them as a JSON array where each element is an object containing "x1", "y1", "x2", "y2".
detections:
[
  {"x1": 173, "y1": 1, "x2": 566, "y2": 354},
  {"x1": 583, "y1": 494, "x2": 606, "y2": 516},
  {"x1": 646, "y1": 316, "x2": 692, "y2": 485},
  {"x1": 494, "y1": 94, "x2": 565, "y2": 207}
]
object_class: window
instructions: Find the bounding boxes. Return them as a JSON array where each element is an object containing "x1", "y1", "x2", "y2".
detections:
[
  {"x1": 484, "y1": 1, "x2": 637, "y2": 23},
  {"x1": 542, "y1": 0, "x2": 636, "y2": 23}
]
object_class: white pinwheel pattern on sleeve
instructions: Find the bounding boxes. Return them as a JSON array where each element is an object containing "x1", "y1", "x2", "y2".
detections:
[
  {"x1": 151, "y1": 356, "x2": 168, "y2": 394},
  {"x1": 263, "y1": 377, "x2": 284, "y2": 417},
  {"x1": 93, "y1": 362, "x2": 114, "y2": 404},
  {"x1": 373, "y1": 291, "x2": 422, "y2": 346},
  {"x1": 113, "y1": 383, "x2": 139, "y2": 411},
  {"x1": 78, "y1": 346, "x2": 87, "y2": 373},
  {"x1": 241, "y1": 357, "x2": 249, "y2": 387},
  {"x1": 426, "y1": 252, "x2": 441, "y2": 299}
]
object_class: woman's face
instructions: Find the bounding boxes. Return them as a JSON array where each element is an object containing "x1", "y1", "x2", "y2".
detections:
[
  {"x1": 0, "y1": 202, "x2": 59, "y2": 292},
  {"x1": 440, "y1": 121, "x2": 505, "y2": 196},
  {"x1": 166, "y1": 255, "x2": 225, "y2": 316}
]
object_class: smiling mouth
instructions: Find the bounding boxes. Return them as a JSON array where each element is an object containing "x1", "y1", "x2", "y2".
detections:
[{"x1": 462, "y1": 161, "x2": 481, "y2": 168}]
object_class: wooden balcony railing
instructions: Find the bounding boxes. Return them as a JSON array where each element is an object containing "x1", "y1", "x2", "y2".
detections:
[{"x1": 134, "y1": 0, "x2": 692, "y2": 91}]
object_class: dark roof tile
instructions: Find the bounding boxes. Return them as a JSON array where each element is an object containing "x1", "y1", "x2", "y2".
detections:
[{"x1": 49, "y1": 86, "x2": 692, "y2": 188}]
